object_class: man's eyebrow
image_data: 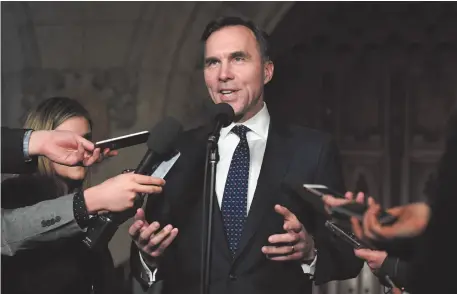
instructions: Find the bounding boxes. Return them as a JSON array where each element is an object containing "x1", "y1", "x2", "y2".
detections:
[
  {"x1": 204, "y1": 56, "x2": 219, "y2": 65},
  {"x1": 204, "y1": 51, "x2": 251, "y2": 65},
  {"x1": 230, "y1": 51, "x2": 250, "y2": 58}
]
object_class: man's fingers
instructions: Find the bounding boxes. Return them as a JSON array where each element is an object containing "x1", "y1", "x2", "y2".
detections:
[
  {"x1": 263, "y1": 246, "x2": 303, "y2": 261},
  {"x1": 101, "y1": 148, "x2": 118, "y2": 158},
  {"x1": 267, "y1": 252, "x2": 303, "y2": 261},
  {"x1": 107, "y1": 150, "x2": 118, "y2": 157},
  {"x1": 134, "y1": 208, "x2": 146, "y2": 222},
  {"x1": 262, "y1": 245, "x2": 299, "y2": 255},
  {"x1": 128, "y1": 220, "x2": 144, "y2": 237},
  {"x1": 363, "y1": 205, "x2": 382, "y2": 240},
  {"x1": 283, "y1": 221, "x2": 302, "y2": 233},
  {"x1": 268, "y1": 232, "x2": 298, "y2": 244},
  {"x1": 322, "y1": 195, "x2": 350, "y2": 207},
  {"x1": 344, "y1": 191, "x2": 354, "y2": 200},
  {"x1": 354, "y1": 248, "x2": 373, "y2": 259},
  {"x1": 386, "y1": 206, "x2": 404, "y2": 217},
  {"x1": 83, "y1": 148, "x2": 101, "y2": 166},
  {"x1": 351, "y1": 216, "x2": 364, "y2": 240},
  {"x1": 134, "y1": 183, "x2": 163, "y2": 195},
  {"x1": 76, "y1": 142, "x2": 86, "y2": 161},
  {"x1": 139, "y1": 222, "x2": 161, "y2": 243},
  {"x1": 149, "y1": 228, "x2": 179, "y2": 257},
  {"x1": 147, "y1": 225, "x2": 174, "y2": 250},
  {"x1": 274, "y1": 205, "x2": 296, "y2": 221},
  {"x1": 133, "y1": 175, "x2": 166, "y2": 186},
  {"x1": 78, "y1": 136, "x2": 95, "y2": 152},
  {"x1": 368, "y1": 197, "x2": 376, "y2": 206},
  {"x1": 355, "y1": 192, "x2": 365, "y2": 204}
]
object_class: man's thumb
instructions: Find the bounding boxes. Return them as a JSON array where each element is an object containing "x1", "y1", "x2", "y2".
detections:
[{"x1": 134, "y1": 208, "x2": 146, "y2": 222}]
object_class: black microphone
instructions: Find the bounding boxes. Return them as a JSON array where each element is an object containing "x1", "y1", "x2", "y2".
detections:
[
  {"x1": 83, "y1": 117, "x2": 183, "y2": 250},
  {"x1": 207, "y1": 103, "x2": 235, "y2": 144},
  {"x1": 134, "y1": 117, "x2": 183, "y2": 175}
]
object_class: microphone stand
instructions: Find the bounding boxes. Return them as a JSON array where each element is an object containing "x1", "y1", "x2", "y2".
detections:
[{"x1": 200, "y1": 129, "x2": 220, "y2": 294}]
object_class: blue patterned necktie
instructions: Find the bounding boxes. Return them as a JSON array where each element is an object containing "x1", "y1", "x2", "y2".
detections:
[{"x1": 221, "y1": 125, "x2": 251, "y2": 256}]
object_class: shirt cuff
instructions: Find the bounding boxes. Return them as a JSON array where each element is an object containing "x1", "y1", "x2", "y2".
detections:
[
  {"x1": 139, "y1": 251, "x2": 158, "y2": 286},
  {"x1": 301, "y1": 254, "x2": 317, "y2": 276}
]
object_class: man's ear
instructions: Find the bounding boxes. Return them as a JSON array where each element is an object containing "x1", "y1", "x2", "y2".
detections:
[{"x1": 263, "y1": 61, "x2": 274, "y2": 85}]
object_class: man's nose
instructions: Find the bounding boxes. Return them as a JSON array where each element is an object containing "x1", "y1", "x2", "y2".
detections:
[{"x1": 218, "y1": 63, "x2": 234, "y2": 82}]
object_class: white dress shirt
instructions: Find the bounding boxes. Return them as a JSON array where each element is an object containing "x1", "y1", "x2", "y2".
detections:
[{"x1": 140, "y1": 103, "x2": 317, "y2": 285}]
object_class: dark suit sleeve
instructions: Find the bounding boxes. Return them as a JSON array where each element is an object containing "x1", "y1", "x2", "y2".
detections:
[
  {"x1": 1, "y1": 127, "x2": 37, "y2": 174},
  {"x1": 311, "y1": 137, "x2": 364, "y2": 284},
  {"x1": 377, "y1": 256, "x2": 412, "y2": 291}
]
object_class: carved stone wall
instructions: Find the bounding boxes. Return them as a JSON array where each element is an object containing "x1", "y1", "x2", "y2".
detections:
[{"x1": 268, "y1": 2, "x2": 457, "y2": 294}]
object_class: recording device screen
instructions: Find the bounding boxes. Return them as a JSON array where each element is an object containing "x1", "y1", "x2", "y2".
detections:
[
  {"x1": 94, "y1": 131, "x2": 149, "y2": 150},
  {"x1": 303, "y1": 184, "x2": 397, "y2": 226}
]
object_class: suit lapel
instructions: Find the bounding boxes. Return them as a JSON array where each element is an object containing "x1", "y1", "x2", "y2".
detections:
[{"x1": 233, "y1": 121, "x2": 295, "y2": 262}]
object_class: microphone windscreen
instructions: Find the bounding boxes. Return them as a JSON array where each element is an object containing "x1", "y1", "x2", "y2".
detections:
[
  {"x1": 210, "y1": 103, "x2": 235, "y2": 127},
  {"x1": 147, "y1": 117, "x2": 183, "y2": 155}
]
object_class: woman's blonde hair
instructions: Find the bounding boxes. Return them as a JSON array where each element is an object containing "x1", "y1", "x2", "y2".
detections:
[{"x1": 23, "y1": 97, "x2": 93, "y2": 192}]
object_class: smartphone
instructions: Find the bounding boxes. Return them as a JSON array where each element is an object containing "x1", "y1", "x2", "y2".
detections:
[
  {"x1": 303, "y1": 184, "x2": 397, "y2": 226},
  {"x1": 325, "y1": 221, "x2": 371, "y2": 249},
  {"x1": 94, "y1": 131, "x2": 149, "y2": 150}
]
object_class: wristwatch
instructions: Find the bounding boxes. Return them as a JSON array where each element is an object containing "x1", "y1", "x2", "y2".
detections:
[{"x1": 23, "y1": 129, "x2": 34, "y2": 162}]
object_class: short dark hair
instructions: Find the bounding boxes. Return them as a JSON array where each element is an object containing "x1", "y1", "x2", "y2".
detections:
[{"x1": 201, "y1": 16, "x2": 270, "y2": 62}]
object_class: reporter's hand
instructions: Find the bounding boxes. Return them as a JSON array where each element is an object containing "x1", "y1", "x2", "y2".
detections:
[
  {"x1": 95, "y1": 148, "x2": 119, "y2": 164},
  {"x1": 354, "y1": 248, "x2": 388, "y2": 272},
  {"x1": 262, "y1": 205, "x2": 315, "y2": 262},
  {"x1": 322, "y1": 191, "x2": 375, "y2": 214},
  {"x1": 353, "y1": 202, "x2": 430, "y2": 241},
  {"x1": 129, "y1": 208, "x2": 178, "y2": 263},
  {"x1": 29, "y1": 130, "x2": 95, "y2": 166},
  {"x1": 84, "y1": 173, "x2": 165, "y2": 213}
]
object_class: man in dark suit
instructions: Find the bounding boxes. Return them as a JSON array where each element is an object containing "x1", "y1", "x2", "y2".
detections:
[{"x1": 129, "y1": 16, "x2": 363, "y2": 294}]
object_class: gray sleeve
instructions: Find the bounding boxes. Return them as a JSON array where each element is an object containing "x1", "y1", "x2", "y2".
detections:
[{"x1": 1, "y1": 193, "x2": 84, "y2": 256}]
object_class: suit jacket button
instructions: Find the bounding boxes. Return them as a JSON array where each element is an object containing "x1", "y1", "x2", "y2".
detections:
[
  {"x1": 55, "y1": 216, "x2": 61, "y2": 222},
  {"x1": 50, "y1": 219, "x2": 56, "y2": 225},
  {"x1": 229, "y1": 274, "x2": 237, "y2": 281},
  {"x1": 41, "y1": 220, "x2": 47, "y2": 227}
]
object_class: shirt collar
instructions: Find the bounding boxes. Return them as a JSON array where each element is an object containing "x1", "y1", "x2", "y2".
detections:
[{"x1": 220, "y1": 102, "x2": 270, "y2": 140}]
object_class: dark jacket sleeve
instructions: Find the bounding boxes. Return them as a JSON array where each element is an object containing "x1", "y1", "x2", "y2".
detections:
[
  {"x1": 377, "y1": 256, "x2": 412, "y2": 291},
  {"x1": 1, "y1": 127, "x2": 37, "y2": 174},
  {"x1": 312, "y1": 137, "x2": 364, "y2": 284}
]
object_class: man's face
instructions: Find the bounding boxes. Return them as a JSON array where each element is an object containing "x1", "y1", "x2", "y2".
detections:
[{"x1": 203, "y1": 25, "x2": 274, "y2": 122}]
